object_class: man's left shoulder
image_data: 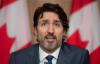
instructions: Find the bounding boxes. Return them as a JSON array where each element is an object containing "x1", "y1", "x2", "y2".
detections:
[
  {"x1": 62, "y1": 42, "x2": 89, "y2": 54},
  {"x1": 59, "y1": 43, "x2": 90, "y2": 64}
]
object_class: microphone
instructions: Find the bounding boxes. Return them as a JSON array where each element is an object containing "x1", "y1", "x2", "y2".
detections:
[{"x1": 44, "y1": 62, "x2": 48, "y2": 64}]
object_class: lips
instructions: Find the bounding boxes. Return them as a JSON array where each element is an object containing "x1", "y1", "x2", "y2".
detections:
[
  {"x1": 46, "y1": 37, "x2": 56, "y2": 43},
  {"x1": 47, "y1": 38, "x2": 55, "y2": 41},
  {"x1": 45, "y1": 34, "x2": 56, "y2": 39},
  {"x1": 45, "y1": 34, "x2": 56, "y2": 43}
]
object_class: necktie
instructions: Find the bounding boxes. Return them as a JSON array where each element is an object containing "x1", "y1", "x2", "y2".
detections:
[{"x1": 46, "y1": 55, "x2": 54, "y2": 64}]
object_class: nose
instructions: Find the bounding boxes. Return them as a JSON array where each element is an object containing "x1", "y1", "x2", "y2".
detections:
[{"x1": 47, "y1": 24, "x2": 54, "y2": 34}]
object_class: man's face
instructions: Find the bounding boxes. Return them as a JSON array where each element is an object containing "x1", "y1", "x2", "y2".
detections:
[{"x1": 36, "y1": 12, "x2": 65, "y2": 53}]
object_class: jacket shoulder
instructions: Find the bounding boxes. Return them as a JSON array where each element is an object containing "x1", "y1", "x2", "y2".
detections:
[
  {"x1": 13, "y1": 44, "x2": 38, "y2": 54},
  {"x1": 62, "y1": 42, "x2": 89, "y2": 54},
  {"x1": 9, "y1": 44, "x2": 39, "y2": 64}
]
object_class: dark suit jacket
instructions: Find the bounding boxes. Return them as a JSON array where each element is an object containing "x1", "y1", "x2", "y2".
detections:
[{"x1": 9, "y1": 42, "x2": 90, "y2": 64}]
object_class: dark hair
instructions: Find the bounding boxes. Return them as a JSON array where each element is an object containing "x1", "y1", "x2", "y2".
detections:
[{"x1": 33, "y1": 3, "x2": 69, "y2": 32}]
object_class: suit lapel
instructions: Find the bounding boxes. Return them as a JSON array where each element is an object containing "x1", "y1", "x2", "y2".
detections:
[
  {"x1": 27, "y1": 43, "x2": 71, "y2": 64},
  {"x1": 57, "y1": 43, "x2": 71, "y2": 64},
  {"x1": 27, "y1": 44, "x2": 40, "y2": 64}
]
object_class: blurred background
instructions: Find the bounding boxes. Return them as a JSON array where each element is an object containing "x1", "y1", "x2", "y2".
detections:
[{"x1": 0, "y1": 0, "x2": 100, "y2": 64}]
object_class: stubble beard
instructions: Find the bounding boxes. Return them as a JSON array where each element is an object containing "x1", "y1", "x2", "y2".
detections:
[{"x1": 37, "y1": 36, "x2": 62, "y2": 53}]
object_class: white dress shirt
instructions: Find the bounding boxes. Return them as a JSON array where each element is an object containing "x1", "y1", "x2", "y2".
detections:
[{"x1": 39, "y1": 46, "x2": 61, "y2": 64}]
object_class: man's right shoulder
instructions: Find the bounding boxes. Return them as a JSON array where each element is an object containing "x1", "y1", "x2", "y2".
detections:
[
  {"x1": 11, "y1": 44, "x2": 39, "y2": 56},
  {"x1": 9, "y1": 44, "x2": 39, "y2": 64}
]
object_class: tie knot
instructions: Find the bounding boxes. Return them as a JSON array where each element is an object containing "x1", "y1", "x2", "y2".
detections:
[{"x1": 46, "y1": 55, "x2": 54, "y2": 61}]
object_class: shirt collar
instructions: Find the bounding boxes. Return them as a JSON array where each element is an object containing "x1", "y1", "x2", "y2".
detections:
[{"x1": 39, "y1": 46, "x2": 61, "y2": 62}]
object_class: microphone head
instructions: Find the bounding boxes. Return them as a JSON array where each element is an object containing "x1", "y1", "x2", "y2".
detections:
[{"x1": 44, "y1": 62, "x2": 48, "y2": 64}]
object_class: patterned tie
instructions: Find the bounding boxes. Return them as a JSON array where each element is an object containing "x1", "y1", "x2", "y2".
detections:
[{"x1": 46, "y1": 55, "x2": 54, "y2": 64}]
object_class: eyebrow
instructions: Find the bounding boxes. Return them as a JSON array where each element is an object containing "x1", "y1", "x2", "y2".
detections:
[
  {"x1": 39, "y1": 19, "x2": 61, "y2": 23},
  {"x1": 39, "y1": 20, "x2": 48, "y2": 23},
  {"x1": 54, "y1": 20, "x2": 61, "y2": 24}
]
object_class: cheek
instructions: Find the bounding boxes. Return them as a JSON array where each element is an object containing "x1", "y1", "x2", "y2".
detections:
[
  {"x1": 37, "y1": 28, "x2": 47, "y2": 36},
  {"x1": 55, "y1": 30, "x2": 64, "y2": 40},
  {"x1": 56, "y1": 34, "x2": 63, "y2": 40},
  {"x1": 37, "y1": 31, "x2": 45, "y2": 42},
  {"x1": 37, "y1": 29, "x2": 47, "y2": 41}
]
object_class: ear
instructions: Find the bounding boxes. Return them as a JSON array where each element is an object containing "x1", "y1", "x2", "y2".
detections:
[
  {"x1": 33, "y1": 27, "x2": 38, "y2": 36},
  {"x1": 33, "y1": 27, "x2": 38, "y2": 44},
  {"x1": 63, "y1": 32, "x2": 67, "y2": 39}
]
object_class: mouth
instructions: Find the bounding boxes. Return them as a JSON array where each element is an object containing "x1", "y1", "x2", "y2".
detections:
[
  {"x1": 45, "y1": 34, "x2": 56, "y2": 43},
  {"x1": 46, "y1": 38, "x2": 55, "y2": 42},
  {"x1": 45, "y1": 37, "x2": 56, "y2": 43}
]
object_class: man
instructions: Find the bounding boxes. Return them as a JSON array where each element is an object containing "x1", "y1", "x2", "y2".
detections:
[{"x1": 9, "y1": 3, "x2": 90, "y2": 64}]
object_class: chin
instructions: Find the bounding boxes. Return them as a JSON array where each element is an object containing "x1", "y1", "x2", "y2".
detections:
[
  {"x1": 45, "y1": 44, "x2": 58, "y2": 50},
  {"x1": 44, "y1": 47, "x2": 57, "y2": 53}
]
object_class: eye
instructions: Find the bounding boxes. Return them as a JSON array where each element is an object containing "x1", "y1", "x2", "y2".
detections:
[
  {"x1": 55, "y1": 23, "x2": 61, "y2": 27},
  {"x1": 41, "y1": 22, "x2": 47, "y2": 26}
]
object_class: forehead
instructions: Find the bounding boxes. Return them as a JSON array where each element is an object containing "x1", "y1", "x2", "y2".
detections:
[{"x1": 39, "y1": 12, "x2": 60, "y2": 22}]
